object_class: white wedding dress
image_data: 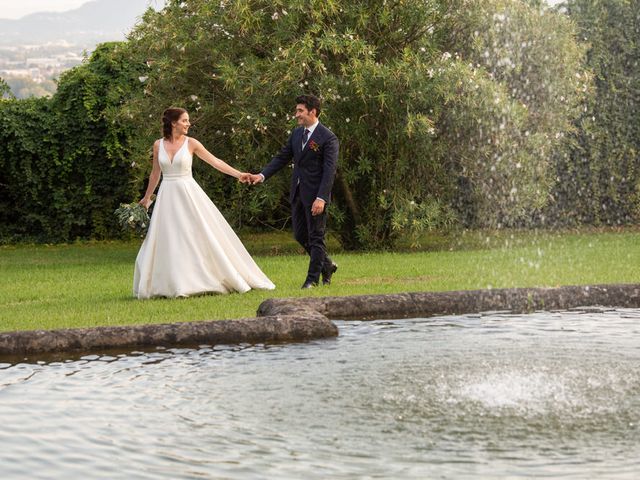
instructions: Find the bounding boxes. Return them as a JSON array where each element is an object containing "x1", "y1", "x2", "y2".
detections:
[{"x1": 133, "y1": 137, "x2": 275, "y2": 299}]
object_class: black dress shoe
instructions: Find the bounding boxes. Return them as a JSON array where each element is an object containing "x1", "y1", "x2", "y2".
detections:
[
  {"x1": 322, "y1": 262, "x2": 338, "y2": 285},
  {"x1": 301, "y1": 281, "x2": 318, "y2": 289}
]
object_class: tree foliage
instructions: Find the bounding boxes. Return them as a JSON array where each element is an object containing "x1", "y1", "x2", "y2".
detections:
[
  {"x1": 447, "y1": 0, "x2": 588, "y2": 227},
  {"x1": 0, "y1": 43, "x2": 144, "y2": 242},
  {"x1": 553, "y1": 0, "x2": 640, "y2": 225},
  {"x1": 125, "y1": 0, "x2": 586, "y2": 248},
  {"x1": 1, "y1": 1, "x2": 599, "y2": 247},
  {"x1": 0, "y1": 77, "x2": 13, "y2": 99}
]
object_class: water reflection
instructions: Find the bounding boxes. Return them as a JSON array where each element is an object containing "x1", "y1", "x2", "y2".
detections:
[{"x1": 1, "y1": 308, "x2": 639, "y2": 479}]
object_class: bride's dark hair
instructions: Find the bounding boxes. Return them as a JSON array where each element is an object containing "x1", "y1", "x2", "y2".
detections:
[{"x1": 162, "y1": 107, "x2": 187, "y2": 139}]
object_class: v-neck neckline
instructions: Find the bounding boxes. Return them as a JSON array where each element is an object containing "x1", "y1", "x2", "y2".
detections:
[{"x1": 162, "y1": 137, "x2": 188, "y2": 165}]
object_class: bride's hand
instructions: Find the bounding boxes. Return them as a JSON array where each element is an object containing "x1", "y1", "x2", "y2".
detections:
[{"x1": 139, "y1": 197, "x2": 153, "y2": 210}]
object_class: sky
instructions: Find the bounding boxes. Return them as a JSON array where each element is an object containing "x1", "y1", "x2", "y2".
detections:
[
  {"x1": 0, "y1": 0, "x2": 88, "y2": 19},
  {"x1": 0, "y1": 0, "x2": 165, "y2": 19}
]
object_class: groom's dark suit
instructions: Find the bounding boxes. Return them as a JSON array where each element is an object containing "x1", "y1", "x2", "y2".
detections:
[{"x1": 261, "y1": 123, "x2": 339, "y2": 285}]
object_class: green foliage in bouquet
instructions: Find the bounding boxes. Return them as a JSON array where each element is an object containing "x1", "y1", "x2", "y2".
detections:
[{"x1": 114, "y1": 202, "x2": 150, "y2": 237}]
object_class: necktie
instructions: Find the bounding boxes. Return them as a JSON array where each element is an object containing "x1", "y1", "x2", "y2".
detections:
[{"x1": 302, "y1": 128, "x2": 310, "y2": 146}]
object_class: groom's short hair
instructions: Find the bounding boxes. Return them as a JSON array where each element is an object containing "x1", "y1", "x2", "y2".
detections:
[{"x1": 296, "y1": 94, "x2": 321, "y2": 116}]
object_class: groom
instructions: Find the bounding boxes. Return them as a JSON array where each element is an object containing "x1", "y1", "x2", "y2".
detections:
[{"x1": 247, "y1": 94, "x2": 339, "y2": 289}]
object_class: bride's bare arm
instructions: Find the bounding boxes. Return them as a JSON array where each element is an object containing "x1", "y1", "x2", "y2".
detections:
[
  {"x1": 139, "y1": 140, "x2": 161, "y2": 209},
  {"x1": 191, "y1": 138, "x2": 245, "y2": 179}
]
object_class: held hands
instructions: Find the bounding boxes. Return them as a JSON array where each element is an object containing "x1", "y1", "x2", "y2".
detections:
[
  {"x1": 238, "y1": 172, "x2": 324, "y2": 214},
  {"x1": 238, "y1": 173, "x2": 264, "y2": 185},
  {"x1": 238, "y1": 173, "x2": 253, "y2": 184}
]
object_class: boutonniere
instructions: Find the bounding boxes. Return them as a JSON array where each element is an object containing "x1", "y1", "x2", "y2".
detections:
[{"x1": 308, "y1": 139, "x2": 320, "y2": 152}]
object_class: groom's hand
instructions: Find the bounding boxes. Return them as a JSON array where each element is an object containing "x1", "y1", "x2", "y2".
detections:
[
  {"x1": 311, "y1": 198, "x2": 326, "y2": 216},
  {"x1": 248, "y1": 173, "x2": 264, "y2": 185}
]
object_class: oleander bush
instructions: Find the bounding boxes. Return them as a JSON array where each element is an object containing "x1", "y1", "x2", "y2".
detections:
[{"x1": 123, "y1": 0, "x2": 587, "y2": 248}]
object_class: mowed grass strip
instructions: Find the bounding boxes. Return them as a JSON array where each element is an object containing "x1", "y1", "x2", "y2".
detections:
[{"x1": 1, "y1": 229, "x2": 639, "y2": 332}]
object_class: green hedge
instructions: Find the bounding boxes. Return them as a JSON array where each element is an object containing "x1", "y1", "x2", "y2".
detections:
[{"x1": 0, "y1": 43, "x2": 143, "y2": 242}]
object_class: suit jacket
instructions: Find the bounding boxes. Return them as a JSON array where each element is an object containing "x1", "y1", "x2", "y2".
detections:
[{"x1": 261, "y1": 123, "x2": 339, "y2": 206}]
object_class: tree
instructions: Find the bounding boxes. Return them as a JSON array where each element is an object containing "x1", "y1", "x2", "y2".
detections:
[
  {"x1": 553, "y1": 0, "x2": 640, "y2": 225},
  {"x1": 0, "y1": 43, "x2": 144, "y2": 242},
  {"x1": 2, "y1": 0, "x2": 589, "y2": 245},
  {"x1": 0, "y1": 77, "x2": 13, "y2": 99},
  {"x1": 123, "y1": 0, "x2": 586, "y2": 248},
  {"x1": 445, "y1": 0, "x2": 588, "y2": 227}
]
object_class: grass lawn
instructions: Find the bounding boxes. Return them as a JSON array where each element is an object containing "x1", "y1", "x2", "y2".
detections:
[{"x1": 1, "y1": 228, "x2": 639, "y2": 332}]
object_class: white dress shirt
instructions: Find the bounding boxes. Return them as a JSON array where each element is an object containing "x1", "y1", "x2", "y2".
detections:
[{"x1": 302, "y1": 120, "x2": 319, "y2": 148}]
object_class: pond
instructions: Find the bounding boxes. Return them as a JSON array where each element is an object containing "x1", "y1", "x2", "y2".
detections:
[{"x1": 1, "y1": 308, "x2": 639, "y2": 479}]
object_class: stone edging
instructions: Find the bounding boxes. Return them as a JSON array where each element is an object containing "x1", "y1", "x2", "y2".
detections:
[
  {"x1": 0, "y1": 313, "x2": 337, "y2": 358},
  {"x1": 2, "y1": 283, "x2": 639, "y2": 358},
  {"x1": 258, "y1": 283, "x2": 640, "y2": 320}
]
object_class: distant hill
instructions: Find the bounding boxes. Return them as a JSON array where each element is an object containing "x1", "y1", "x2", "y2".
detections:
[{"x1": 0, "y1": 0, "x2": 165, "y2": 46}]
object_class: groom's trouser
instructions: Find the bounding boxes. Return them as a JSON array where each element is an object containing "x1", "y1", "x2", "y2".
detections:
[{"x1": 291, "y1": 190, "x2": 333, "y2": 284}]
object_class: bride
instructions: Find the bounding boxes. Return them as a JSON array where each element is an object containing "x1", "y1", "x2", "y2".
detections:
[{"x1": 133, "y1": 107, "x2": 275, "y2": 299}]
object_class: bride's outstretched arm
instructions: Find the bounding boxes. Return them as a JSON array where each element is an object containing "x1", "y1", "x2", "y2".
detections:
[
  {"x1": 139, "y1": 140, "x2": 161, "y2": 209},
  {"x1": 192, "y1": 138, "x2": 246, "y2": 180}
]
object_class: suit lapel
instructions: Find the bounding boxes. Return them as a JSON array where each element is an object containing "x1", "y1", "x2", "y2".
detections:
[
  {"x1": 301, "y1": 123, "x2": 322, "y2": 155},
  {"x1": 294, "y1": 127, "x2": 304, "y2": 158}
]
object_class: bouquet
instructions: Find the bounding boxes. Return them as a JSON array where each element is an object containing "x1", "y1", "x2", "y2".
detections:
[{"x1": 114, "y1": 201, "x2": 151, "y2": 237}]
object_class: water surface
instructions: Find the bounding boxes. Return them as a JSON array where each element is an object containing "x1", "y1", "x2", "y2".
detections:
[{"x1": 1, "y1": 308, "x2": 639, "y2": 478}]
